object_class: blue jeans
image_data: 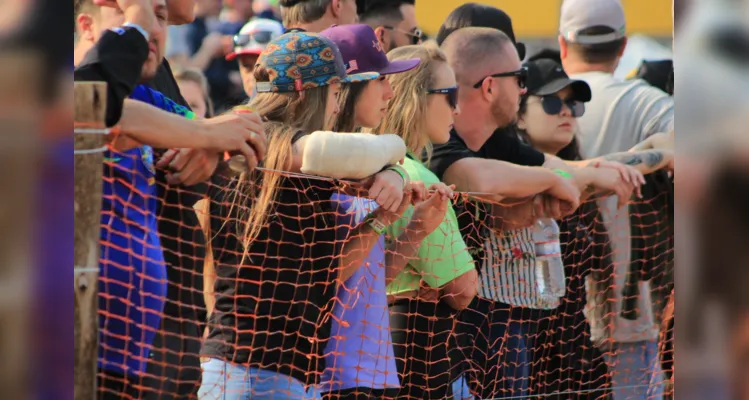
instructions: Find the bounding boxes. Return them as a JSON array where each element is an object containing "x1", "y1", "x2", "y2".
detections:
[
  {"x1": 603, "y1": 341, "x2": 665, "y2": 400},
  {"x1": 451, "y1": 374, "x2": 474, "y2": 400},
  {"x1": 485, "y1": 319, "x2": 533, "y2": 399},
  {"x1": 198, "y1": 358, "x2": 321, "y2": 400}
]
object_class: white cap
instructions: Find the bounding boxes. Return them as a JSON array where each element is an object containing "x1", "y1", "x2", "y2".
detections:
[
  {"x1": 559, "y1": 0, "x2": 626, "y2": 44},
  {"x1": 226, "y1": 18, "x2": 284, "y2": 61}
]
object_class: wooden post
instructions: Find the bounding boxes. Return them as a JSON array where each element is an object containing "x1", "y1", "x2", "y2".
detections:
[{"x1": 74, "y1": 82, "x2": 107, "y2": 400}]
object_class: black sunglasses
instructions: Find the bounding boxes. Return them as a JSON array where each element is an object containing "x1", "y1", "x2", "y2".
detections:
[
  {"x1": 233, "y1": 31, "x2": 274, "y2": 47},
  {"x1": 427, "y1": 86, "x2": 459, "y2": 109},
  {"x1": 383, "y1": 25, "x2": 425, "y2": 45},
  {"x1": 473, "y1": 66, "x2": 528, "y2": 89},
  {"x1": 536, "y1": 95, "x2": 586, "y2": 118}
]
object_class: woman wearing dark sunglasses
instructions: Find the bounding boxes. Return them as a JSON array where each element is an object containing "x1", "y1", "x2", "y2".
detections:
[
  {"x1": 371, "y1": 42, "x2": 480, "y2": 400},
  {"x1": 516, "y1": 58, "x2": 675, "y2": 399}
]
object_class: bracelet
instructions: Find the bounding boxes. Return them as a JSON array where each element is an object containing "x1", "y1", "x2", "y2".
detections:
[
  {"x1": 552, "y1": 168, "x2": 573, "y2": 179},
  {"x1": 366, "y1": 215, "x2": 387, "y2": 235},
  {"x1": 385, "y1": 164, "x2": 410, "y2": 188}
]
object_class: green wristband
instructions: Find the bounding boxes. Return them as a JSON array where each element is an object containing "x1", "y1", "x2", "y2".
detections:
[
  {"x1": 386, "y1": 164, "x2": 410, "y2": 187},
  {"x1": 553, "y1": 168, "x2": 572, "y2": 179}
]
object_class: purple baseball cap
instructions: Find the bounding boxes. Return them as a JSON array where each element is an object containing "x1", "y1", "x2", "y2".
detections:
[{"x1": 320, "y1": 24, "x2": 420, "y2": 76}]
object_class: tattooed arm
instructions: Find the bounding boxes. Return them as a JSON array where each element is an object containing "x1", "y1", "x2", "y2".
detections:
[{"x1": 603, "y1": 149, "x2": 674, "y2": 174}]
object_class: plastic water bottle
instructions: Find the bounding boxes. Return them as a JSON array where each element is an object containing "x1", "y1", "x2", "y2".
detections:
[{"x1": 534, "y1": 219, "x2": 566, "y2": 299}]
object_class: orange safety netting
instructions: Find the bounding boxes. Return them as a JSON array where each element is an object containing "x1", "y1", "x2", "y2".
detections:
[{"x1": 94, "y1": 151, "x2": 674, "y2": 400}]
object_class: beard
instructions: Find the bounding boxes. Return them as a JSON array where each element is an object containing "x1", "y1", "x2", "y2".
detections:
[
  {"x1": 387, "y1": 37, "x2": 398, "y2": 52},
  {"x1": 490, "y1": 97, "x2": 517, "y2": 128}
]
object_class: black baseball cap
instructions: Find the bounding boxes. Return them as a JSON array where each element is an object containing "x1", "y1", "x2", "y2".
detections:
[
  {"x1": 524, "y1": 59, "x2": 591, "y2": 101},
  {"x1": 436, "y1": 3, "x2": 526, "y2": 60},
  {"x1": 631, "y1": 59, "x2": 673, "y2": 95}
]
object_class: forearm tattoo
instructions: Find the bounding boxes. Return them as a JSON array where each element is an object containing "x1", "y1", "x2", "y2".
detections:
[{"x1": 605, "y1": 150, "x2": 665, "y2": 167}]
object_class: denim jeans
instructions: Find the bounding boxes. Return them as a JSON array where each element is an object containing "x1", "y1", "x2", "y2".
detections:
[
  {"x1": 485, "y1": 319, "x2": 534, "y2": 399},
  {"x1": 451, "y1": 374, "x2": 474, "y2": 400},
  {"x1": 603, "y1": 341, "x2": 665, "y2": 400},
  {"x1": 198, "y1": 358, "x2": 321, "y2": 400}
]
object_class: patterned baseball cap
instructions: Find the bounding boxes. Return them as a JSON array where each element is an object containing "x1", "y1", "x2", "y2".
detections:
[{"x1": 255, "y1": 31, "x2": 379, "y2": 93}]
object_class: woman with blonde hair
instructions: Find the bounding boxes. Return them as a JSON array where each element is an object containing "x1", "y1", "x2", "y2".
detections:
[
  {"x1": 199, "y1": 31, "x2": 410, "y2": 400},
  {"x1": 371, "y1": 42, "x2": 480, "y2": 399}
]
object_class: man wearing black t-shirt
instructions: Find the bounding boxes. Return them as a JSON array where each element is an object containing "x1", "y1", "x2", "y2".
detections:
[
  {"x1": 85, "y1": 1, "x2": 227, "y2": 398},
  {"x1": 432, "y1": 27, "x2": 588, "y2": 399}
]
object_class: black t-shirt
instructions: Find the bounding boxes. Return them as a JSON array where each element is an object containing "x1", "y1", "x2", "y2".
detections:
[
  {"x1": 202, "y1": 174, "x2": 344, "y2": 386},
  {"x1": 74, "y1": 28, "x2": 149, "y2": 127},
  {"x1": 429, "y1": 128, "x2": 546, "y2": 265},
  {"x1": 476, "y1": 126, "x2": 546, "y2": 166},
  {"x1": 147, "y1": 60, "x2": 208, "y2": 322}
]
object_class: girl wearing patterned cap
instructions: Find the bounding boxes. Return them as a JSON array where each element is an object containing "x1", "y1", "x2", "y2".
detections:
[{"x1": 199, "y1": 31, "x2": 412, "y2": 400}]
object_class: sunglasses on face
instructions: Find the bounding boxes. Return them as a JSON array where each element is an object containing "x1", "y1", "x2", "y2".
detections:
[
  {"x1": 473, "y1": 66, "x2": 528, "y2": 89},
  {"x1": 233, "y1": 31, "x2": 274, "y2": 47},
  {"x1": 427, "y1": 86, "x2": 459, "y2": 109},
  {"x1": 535, "y1": 95, "x2": 586, "y2": 118},
  {"x1": 383, "y1": 26, "x2": 425, "y2": 45}
]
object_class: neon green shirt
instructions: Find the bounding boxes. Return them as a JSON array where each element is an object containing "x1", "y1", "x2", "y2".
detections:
[{"x1": 385, "y1": 157, "x2": 475, "y2": 294}]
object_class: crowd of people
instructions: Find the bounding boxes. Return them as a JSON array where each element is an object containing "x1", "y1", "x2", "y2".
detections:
[{"x1": 73, "y1": 0, "x2": 675, "y2": 399}]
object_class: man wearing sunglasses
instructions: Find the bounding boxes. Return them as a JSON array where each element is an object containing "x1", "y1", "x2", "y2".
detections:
[
  {"x1": 430, "y1": 26, "x2": 644, "y2": 399},
  {"x1": 226, "y1": 18, "x2": 284, "y2": 97},
  {"x1": 359, "y1": 0, "x2": 424, "y2": 52}
]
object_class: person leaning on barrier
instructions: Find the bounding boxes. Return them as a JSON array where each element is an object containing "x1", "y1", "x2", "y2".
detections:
[
  {"x1": 74, "y1": 0, "x2": 266, "y2": 166},
  {"x1": 515, "y1": 58, "x2": 675, "y2": 398},
  {"x1": 74, "y1": 1, "x2": 267, "y2": 398},
  {"x1": 429, "y1": 27, "x2": 643, "y2": 399},
  {"x1": 316, "y1": 24, "x2": 442, "y2": 399},
  {"x1": 557, "y1": 0, "x2": 674, "y2": 397},
  {"x1": 370, "y1": 42, "x2": 480, "y2": 400},
  {"x1": 200, "y1": 31, "x2": 411, "y2": 400}
]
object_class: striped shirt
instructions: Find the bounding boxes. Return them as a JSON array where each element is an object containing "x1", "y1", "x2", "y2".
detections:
[{"x1": 479, "y1": 223, "x2": 564, "y2": 310}]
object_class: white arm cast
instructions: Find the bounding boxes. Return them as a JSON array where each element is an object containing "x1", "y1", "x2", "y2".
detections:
[{"x1": 300, "y1": 131, "x2": 407, "y2": 179}]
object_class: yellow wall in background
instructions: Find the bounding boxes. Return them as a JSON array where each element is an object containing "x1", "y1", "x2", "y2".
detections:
[{"x1": 416, "y1": 0, "x2": 674, "y2": 38}]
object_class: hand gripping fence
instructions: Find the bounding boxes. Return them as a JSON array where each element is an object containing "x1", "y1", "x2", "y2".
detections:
[{"x1": 75, "y1": 91, "x2": 675, "y2": 400}]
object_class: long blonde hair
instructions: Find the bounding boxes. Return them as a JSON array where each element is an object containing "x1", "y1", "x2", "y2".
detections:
[
  {"x1": 371, "y1": 42, "x2": 448, "y2": 163},
  {"x1": 237, "y1": 63, "x2": 331, "y2": 256}
]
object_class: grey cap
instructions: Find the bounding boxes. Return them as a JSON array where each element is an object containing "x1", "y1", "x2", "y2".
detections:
[{"x1": 559, "y1": 0, "x2": 626, "y2": 44}]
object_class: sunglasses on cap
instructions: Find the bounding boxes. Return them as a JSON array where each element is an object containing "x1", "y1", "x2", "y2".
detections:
[
  {"x1": 427, "y1": 86, "x2": 459, "y2": 109},
  {"x1": 533, "y1": 95, "x2": 586, "y2": 118},
  {"x1": 473, "y1": 66, "x2": 528, "y2": 89},
  {"x1": 233, "y1": 31, "x2": 274, "y2": 47},
  {"x1": 383, "y1": 26, "x2": 425, "y2": 45}
]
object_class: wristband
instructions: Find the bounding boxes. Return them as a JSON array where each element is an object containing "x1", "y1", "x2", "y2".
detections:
[
  {"x1": 122, "y1": 22, "x2": 149, "y2": 41},
  {"x1": 552, "y1": 168, "x2": 572, "y2": 179},
  {"x1": 385, "y1": 164, "x2": 410, "y2": 188},
  {"x1": 366, "y1": 215, "x2": 387, "y2": 235}
]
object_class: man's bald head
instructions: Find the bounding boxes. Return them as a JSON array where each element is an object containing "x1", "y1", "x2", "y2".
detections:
[{"x1": 440, "y1": 27, "x2": 517, "y2": 86}]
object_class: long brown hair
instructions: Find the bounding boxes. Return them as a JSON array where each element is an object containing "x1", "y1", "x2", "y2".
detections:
[
  {"x1": 333, "y1": 81, "x2": 368, "y2": 132},
  {"x1": 370, "y1": 42, "x2": 447, "y2": 163},
  {"x1": 236, "y1": 63, "x2": 332, "y2": 259}
]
